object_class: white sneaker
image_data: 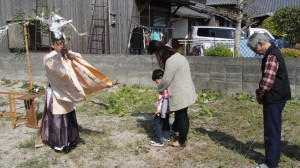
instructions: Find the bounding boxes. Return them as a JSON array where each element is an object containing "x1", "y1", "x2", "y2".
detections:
[
  {"x1": 255, "y1": 163, "x2": 270, "y2": 168},
  {"x1": 149, "y1": 141, "x2": 164, "y2": 147}
]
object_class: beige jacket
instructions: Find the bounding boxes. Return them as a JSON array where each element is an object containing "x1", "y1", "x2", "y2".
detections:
[
  {"x1": 44, "y1": 51, "x2": 86, "y2": 114},
  {"x1": 157, "y1": 53, "x2": 197, "y2": 111}
]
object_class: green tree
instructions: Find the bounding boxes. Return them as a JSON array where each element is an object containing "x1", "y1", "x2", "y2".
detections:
[
  {"x1": 272, "y1": 6, "x2": 300, "y2": 45},
  {"x1": 260, "y1": 16, "x2": 283, "y2": 38},
  {"x1": 200, "y1": 0, "x2": 257, "y2": 57}
]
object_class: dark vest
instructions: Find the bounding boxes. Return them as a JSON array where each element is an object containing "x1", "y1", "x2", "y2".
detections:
[{"x1": 261, "y1": 43, "x2": 291, "y2": 104}]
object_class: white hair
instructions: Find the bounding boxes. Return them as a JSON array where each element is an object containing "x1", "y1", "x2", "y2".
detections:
[{"x1": 247, "y1": 33, "x2": 269, "y2": 49}]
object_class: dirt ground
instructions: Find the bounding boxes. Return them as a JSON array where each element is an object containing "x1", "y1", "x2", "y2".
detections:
[
  {"x1": 1, "y1": 80, "x2": 299, "y2": 168},
  {"x1": 0, "y1": 80, "x2": 44, "y2": 167},
  {"x1": 0, "y1": 80, "x2": 212, "y2": 168},
  {"x1": 0, "y1": 80, "x2": 139, "y2": 167},
  {"x1": 0, "y1": 80, "x2": 188, "y2": 168},
  {"x1": 0, "y1": 118, "x2": 41, "y2": 167}
]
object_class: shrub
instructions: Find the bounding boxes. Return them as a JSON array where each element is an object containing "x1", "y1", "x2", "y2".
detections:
[
  {"x1": 280, "y1": 48, "x2": 300, "y2": 58},
  {"x1": 21, "y1": 81, "x2": 45, "y2": 93},
  {"x1": 197, "y1": 89, "x2": 222, "y2": 103},
  {"x1": 204, "y1": 45, "x2": 233, "y2": 57},
  {"x1": 295, "y1": 43, "x2": 300, "y2": 50},
  {"x1": 101, "y1": 85, "x2": 156, "y2": 116}
]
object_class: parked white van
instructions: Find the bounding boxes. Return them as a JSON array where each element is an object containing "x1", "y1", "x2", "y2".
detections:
[
  {"x1": 188, "y1": 26, "x2": 274, "y2": 56},
  {"x1": 191, "y1": 26, "x2": 247, "y2": 40},
  {"x1": 248, "y1": 27, "x2": 275, "y2": 41},
  {"x1": 189, "y1": 26, "x2": 242, "y2": 56},
  {"x1": 191, "y1": 26, "x2": 273, "y2": 41}
]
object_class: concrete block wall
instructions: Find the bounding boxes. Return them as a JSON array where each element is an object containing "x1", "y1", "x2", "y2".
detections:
[{"x1": 0, "y1": 52, "x2": 299, "y2": 98}]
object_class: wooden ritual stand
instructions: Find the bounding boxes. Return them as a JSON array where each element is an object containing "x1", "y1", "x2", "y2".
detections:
[{"x1": 0, "y1": 92, "x2": 44, "y2": 129}]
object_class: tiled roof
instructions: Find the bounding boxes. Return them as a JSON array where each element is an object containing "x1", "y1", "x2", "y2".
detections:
[
  {"x1": 189, "y1": 0, "x2": 207, "y2": 4},
  {"x1": 245, "y1": 0, "x2": 300, "y2": 16},
  {"x1": 205, "y1": 0, "x2": 236, "y2": 5},
  {"x1": 201, "y1": 0, "x2": 300, "y2": 17},
  {"x1": 173, "y1": 6, "x2": 211, "y2": 19}
]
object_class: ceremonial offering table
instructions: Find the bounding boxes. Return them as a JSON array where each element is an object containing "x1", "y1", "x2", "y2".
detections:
[{"x1": 0, "y1": 92, "x2": 44, "y2": 128}]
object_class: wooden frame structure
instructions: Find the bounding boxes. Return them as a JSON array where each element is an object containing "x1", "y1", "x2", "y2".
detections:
[{"x1": 0, "y1": 92, "x2": 44, "y2": 129}]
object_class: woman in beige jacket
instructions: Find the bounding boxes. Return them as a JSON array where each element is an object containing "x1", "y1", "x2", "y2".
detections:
[{"x1": 148, "y1": 40, "x2": 197, "y2": 147}]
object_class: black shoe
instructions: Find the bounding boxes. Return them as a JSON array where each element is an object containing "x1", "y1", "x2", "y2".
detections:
[
  {"x1": 69, "y1": 142, "x2": 77, "y2": 149},
  {"x1": 62, "y1": 146, "x2": 71, "y2": 153}
]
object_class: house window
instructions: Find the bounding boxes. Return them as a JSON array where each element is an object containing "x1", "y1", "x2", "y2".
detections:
[
  {"x1": 7, "y1": 20, "x2": 50, "y2": 52},
  {"x1": 197, "y1": 28, "x2": 235, "y2": 39},
  {"x1": 29, "y1": 21, "x2": 51, "y2": 51},
  {"x1": 139, "y1": 7, "x2": 169, "y2": 28},
  {"x1": 152, "y1": 11, "x2": 167, "y2": 27}
]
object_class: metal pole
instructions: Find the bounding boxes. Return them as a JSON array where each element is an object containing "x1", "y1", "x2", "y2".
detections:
[{"x1": 23, "y1": 22, "x2": 33, "y2": 91}]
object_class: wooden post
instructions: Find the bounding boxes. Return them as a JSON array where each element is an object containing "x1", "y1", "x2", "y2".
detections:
[{"x1": 23, "y1": 22, "x2": 33, "y2": 91}]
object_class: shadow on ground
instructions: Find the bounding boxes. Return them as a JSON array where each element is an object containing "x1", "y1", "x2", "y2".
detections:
[
  {"x1": 79, "y1": 126, "x2": 106, "y2": 136},
  {"x1": 131, "y1": 112, "x2": 154, "y2": 139},
  {"x1": 281, "y1": 141, "x2": 300, "y2": 161},
  {"x1": 196, "y1": 127, "x2": 265, "y2": 163}
]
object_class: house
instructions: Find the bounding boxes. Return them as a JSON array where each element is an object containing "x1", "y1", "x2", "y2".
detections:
[
  {"x1": 205, "y1": 0, "x2": 300, "y2": 26},
  {"x1": 0, "y1": 0, "x2": 209, "y2": 54},
  {"x1": 170, "y1": 0, "x2": 300, "y2": 52},
  {"x1": 0, "y1": 0, "x2": 137, "y2": 54},
  {"x1": 1, "y1": 0, "x2": 297, "y2": 55}
]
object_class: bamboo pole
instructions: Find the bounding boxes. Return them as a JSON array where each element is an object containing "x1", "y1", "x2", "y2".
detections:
[{"x1": 23, "y1": 22, "x2": 33, "y2": 91}]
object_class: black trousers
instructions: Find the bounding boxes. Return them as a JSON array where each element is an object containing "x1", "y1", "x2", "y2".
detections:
[
  {"x1": 174, "y1": 107, "x2": 189, "y2": 144},
  {"x1": 263, "y1": 102, "x2": 285, "y2": 167}
]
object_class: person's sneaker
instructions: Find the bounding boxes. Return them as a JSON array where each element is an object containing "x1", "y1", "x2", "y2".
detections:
[
  {"x1": 149, "y1": 140, "x2": 155, "y2": 145},
  {"x1": 255, "y1": 163, "x2": 270, "y2": 168},
  {"x1": 149, "y1": 141, "x2": 164, "y2": 147}
]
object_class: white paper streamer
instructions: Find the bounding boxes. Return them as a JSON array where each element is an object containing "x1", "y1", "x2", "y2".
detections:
[
  {"x1": 36, "y1": 12, "x2": 86, "y2": 39},
  {"x1": 0, "y1": 25, "x2": 9, "y2": 43}
]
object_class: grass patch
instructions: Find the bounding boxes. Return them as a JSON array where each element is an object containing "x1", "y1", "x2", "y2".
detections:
[
  {"x1": 126, "y1": 139, "x2": 151, "y2": 156},
  {"x1": 18, "y1": 135, "x2": 35, "y2": 149},
  {"x1": 1, "y1": 78, "x2": 12, "y2": 85},
  {"x1": 0, "y1": 101, "x2": 7, "y2": 107},
  {"x1": 6, "y1": 85, "x2": 300, "y2": 168},
  {"x1": 78, "y1": 84, "x2": 157, "y2": 116},
  {"x1": 17, "y1": 158, "x2": 49, "y2": 168}
]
